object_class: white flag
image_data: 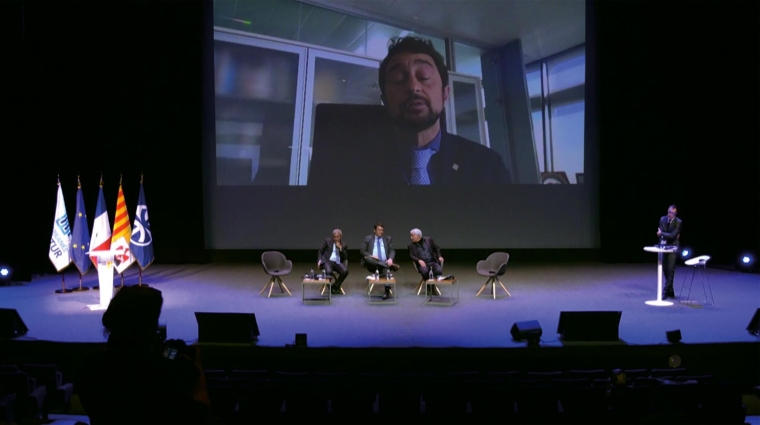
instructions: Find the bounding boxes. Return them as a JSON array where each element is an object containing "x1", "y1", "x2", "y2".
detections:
[{"x1": 49, "y1": 183, "x2": 72, "y2": 272}]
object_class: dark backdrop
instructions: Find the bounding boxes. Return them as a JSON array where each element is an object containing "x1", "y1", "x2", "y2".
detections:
[{"x1": 2, "y1": 0, "x2": 757, "y2": 281}]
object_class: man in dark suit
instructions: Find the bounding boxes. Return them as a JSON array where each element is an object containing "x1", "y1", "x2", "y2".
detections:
[
  {"x1": 408, "y1": 228, "x2": 444, "y2": 295},
  {"x1": 657, "y1": 205, "x2": 682, "y2": 299},
  {"x1": 379, "y1": 36, "x2": 511, "y2": 185},
  {"x1": 309, "y1": 37, "x2": 511, "y2": 186},
  {"x1": 317, "y1": 229, "x2": 349, "y2": 295},
  {"x1": 360, "y1": 222, "x2": 399, "y2": 300}
]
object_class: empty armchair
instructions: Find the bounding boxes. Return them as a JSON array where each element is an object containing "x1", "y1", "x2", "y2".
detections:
[
  {"x1": 260, "y1": 251, "x2": 293, "y2": 297},
  {"x1": 476, "y1": 252, "x2": 511, "y2": 299}
]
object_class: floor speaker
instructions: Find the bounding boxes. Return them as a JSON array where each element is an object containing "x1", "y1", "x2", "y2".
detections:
[
  {"x1": 666, "y1": 329, "x2": 682, "y2": 343},
  {"x1": 747, "y1": 308, "x2": 760, "y2": 336},
  {"x1": 295, "y1": 333, "x2": 307, "y2": 347},
  {"x1": 0, "y1": 308, "x2": 29, "y2": 338},
  {"x1": 557, "y1": 311, "x2": 622, "y2": 341},
  {"x1": 510, "y1": 320, "x2": 542, "y2": 342},
  {"x1": 194, "y1": 312, "x2": 260, "y2": 343}
]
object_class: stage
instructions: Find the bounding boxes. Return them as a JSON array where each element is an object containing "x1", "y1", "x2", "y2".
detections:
[{"x1": 2, "y1": 261, "x2": 758, "y2": 349}]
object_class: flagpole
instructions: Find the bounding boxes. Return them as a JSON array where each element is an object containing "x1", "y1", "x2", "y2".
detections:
[
  {"x1": 93, "y1": 173, "x2": 105, "y2": 291},
  {"x1": 72, "y1": 174, "x2": 90, "y2": 292},
  {"x1": 137, "y1": 267, "x2": 149, "y2": 287},
  {"x1": 72, "y1": 271, "x2": 89, "y2": 292},
  {"x1": 55, "y1": 273, "x2": 73, "y2": 294},
  {"x1": 53, "y1": 175, "x2": 73, "y2": 294},
  {"x1": 128, "y1": 172, "x2": 153, "y2": 287}
]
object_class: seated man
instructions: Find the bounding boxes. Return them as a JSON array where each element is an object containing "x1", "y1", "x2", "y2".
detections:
[
  {"x1": 408, "y1": 228, "x2": 444, "y2": 295},
  {"x1": 360, "y1": 222, "x2": 399, "y2": 300},
  {"x1": 317, "y1": 229, "x2": 349, "y2": 295}
]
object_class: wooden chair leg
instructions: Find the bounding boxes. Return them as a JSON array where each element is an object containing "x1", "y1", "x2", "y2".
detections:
[
  {"x1": 476, "y1": 277, "x2": 493, "y2": 297},
  {"x1": 416, "y1": 278, "x2": 426, "y2": 296},
  {"x1": 261, "y1": 276, "x2": 274, "y2": 295},
  {"x1": 498, "y1": 279, "x2": 511, "y2": 297},
  {"x1": 319, "y1": 282, "x2": 342, "y2": 295},
  {"x1": 277, "y1": 277, "x2": 292, "y2": 296}
]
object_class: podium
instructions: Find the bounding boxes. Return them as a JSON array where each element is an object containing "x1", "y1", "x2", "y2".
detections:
[
  {"x1": 86, "y1": 250, "x2": 117, "y2": 311},
  {"x1": 643, "y1": 245, "x2": 678, "y2": 306}
]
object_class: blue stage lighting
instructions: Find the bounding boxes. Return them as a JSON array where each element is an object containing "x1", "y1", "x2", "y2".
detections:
[
  {"x1": 738, "y1": 253, "x2": 757, "y2": 273},
  {"x1": 0, "y1": 266, "x2": 10, "y2": 285}
]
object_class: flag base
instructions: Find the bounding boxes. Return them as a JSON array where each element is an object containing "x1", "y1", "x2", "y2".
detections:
[
  {"x1": 55, "y1": 288, "x2": 74, "y2": 294},
  {"x1": 72, "y1": 286, "x2": 90, "y2": 292},
  {"x1": 92, "y1": 286, "x2": 99, "y2": 290},
  {"x1": 87, "y1": 304, "x2": 108, "y2": 311}
]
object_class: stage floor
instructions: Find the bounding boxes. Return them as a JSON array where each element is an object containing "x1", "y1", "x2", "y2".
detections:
[{"x1": 1, "y1": 261, "x2": 758, "y2": 348}]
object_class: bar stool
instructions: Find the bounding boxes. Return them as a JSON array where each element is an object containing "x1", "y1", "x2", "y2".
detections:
[{"x1": 679, "y1": 255, "x2": 714, "y2": 306}]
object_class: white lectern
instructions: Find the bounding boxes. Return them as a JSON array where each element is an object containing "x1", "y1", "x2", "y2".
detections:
[
  {"x1": 87, "y1": 250, "x2": 117, "y2": 311},
  {"x1": 643, "y1": 246, "x2": 678, "y2": 306}
]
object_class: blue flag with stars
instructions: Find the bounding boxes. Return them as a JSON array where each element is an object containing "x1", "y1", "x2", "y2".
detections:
[
  {"x1": 71, "y1": 182, "x2": 91, "y2": 275},
  {"x1": 129, "y1": 182, "x2": 154, "y2": 269}
]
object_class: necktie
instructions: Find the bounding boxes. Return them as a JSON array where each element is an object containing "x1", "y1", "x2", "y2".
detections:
[
  {"x1": 376, "y1": 238, "x2": 384, "y2": 261},
  {"x1": 411, "y1": 148, "x2": 434, "y2": 185}
]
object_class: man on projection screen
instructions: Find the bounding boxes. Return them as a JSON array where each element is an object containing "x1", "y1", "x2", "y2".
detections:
[{"x1": 378, "y1": 36, "x2": 511, "y2": 185}]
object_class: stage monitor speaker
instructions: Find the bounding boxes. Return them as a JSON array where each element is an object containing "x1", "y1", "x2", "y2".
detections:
[
  {"x1": 557, "y1": 311, "x2": 622, "y2": 341},
  {"x1": 295, "y1": 333, "x2": 307, "y2": 347},
  {"x1": 747, "y1": 308, "x2": 760, "y2": 336},
  {"x1": 0, "y1": 308, "x2": 29, "y2": 339},
  {"x1": 194, "y1": 312, "x2": 260, "y2": 343},
  {"x1": 510, "y1": 320, "x2": 542, "y2": 343},
  {"x1": 666, "y1": 329, "x2": 682, "y2": 343}
]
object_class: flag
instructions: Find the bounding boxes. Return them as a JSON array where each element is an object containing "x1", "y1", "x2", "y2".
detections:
[
  {"x1": 49, "y1": 179, "x2": 72, "y2": 272},
  {"x1": 71, "y1": 177, "x2": 91, "y2": 275},
  {"x1": 130, "y1": 178, "x2": 154, "y2": 269},
  {"x1": 89, "y1": 178, "x2": 111, "y2": 267},
  {"x1": 111, "y1": 182, "x2": 135, "y2": 274}
]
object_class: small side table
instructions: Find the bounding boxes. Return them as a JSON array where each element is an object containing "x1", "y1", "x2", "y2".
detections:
[
  {"x1": 424, "y1": 277, "x2": 459, "y2": 306},
  {"x1": 302, "y1": 277, "x2": 333, "y2": 305},
  {"x1": 367, "y1": 276, "x2": 396, "y2": 304}
]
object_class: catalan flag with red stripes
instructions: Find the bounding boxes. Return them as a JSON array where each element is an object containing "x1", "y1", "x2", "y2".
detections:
[{"x1": 111, "y1": 182, "x2": 135, "y2": 274}]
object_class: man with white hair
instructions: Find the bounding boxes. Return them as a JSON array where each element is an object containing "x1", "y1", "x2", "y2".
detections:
[
  {"x1": 317, "y1": 229, "x2": 349, "y2": 294},
  {"x1": 408, "y1": 228, "x2": 444, "y2": 295}
]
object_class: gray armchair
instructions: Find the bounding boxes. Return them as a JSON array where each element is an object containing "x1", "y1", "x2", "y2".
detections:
[
  {"x1": 260, "y1": 251, "x2": 293, "y2": 297},
  {"x1": 475, "y1": 252, "x2": 511, "y2": 299}
]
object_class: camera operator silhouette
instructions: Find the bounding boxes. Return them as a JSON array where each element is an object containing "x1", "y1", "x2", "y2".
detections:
[{"x1": 76, "y1": 286, "x2": 211, "y2": 424}]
